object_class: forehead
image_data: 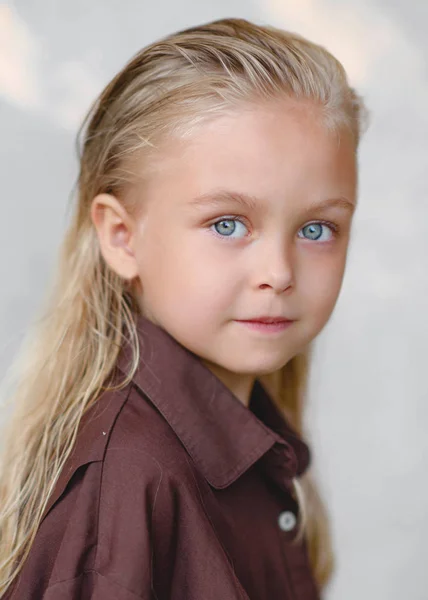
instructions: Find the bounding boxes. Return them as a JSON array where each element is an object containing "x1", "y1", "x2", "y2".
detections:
[{"x1": 138, "y1": 99, "x2": 357, "y2": 210}]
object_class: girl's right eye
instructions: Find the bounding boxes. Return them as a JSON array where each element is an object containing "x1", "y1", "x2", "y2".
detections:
[{"x1": 210, "y1": 218, "x2": 249, "y2": 239}]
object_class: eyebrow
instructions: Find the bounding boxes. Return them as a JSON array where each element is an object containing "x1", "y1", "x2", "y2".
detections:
[{"x1": 188, "y1": 189, "x2": 356, "y2": 214}]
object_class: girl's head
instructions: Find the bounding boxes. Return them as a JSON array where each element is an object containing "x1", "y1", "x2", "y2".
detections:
[
  {"x1": 87, "y1": 18, "x2": 363, "y2": 390},
  {"x1": 0, "y1": 17, "x2": 368, "y2": 596}
]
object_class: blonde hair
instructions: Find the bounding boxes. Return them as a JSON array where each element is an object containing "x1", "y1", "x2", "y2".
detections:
[{"x1": 0, "y1": 17, "x2": 368, "y2": 596}]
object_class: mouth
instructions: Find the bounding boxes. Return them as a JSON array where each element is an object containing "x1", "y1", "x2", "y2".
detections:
[
  {"x1": 238, "y1": 316, "x2": 293, "y2": 324},
  {"x1": 235, "y1": 317, "x2": 294, "y2": 333}
]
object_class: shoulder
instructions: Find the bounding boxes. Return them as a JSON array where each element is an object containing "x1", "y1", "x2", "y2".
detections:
[
  {"x1": 99, "y1": 383, "x2": 193, "y2": 506},
  {"x1": 43, "y1": 377, "x2": 193, "y2": 522},
  {"x1": 96, "y1": 383, "x2": 202, "y2": 520},
  {"x1": 34, "y1": 384, "x2": 195, "y2": 596},
  {"x1": 106, "y1": 382, "x2": 194, "y2": 479}
]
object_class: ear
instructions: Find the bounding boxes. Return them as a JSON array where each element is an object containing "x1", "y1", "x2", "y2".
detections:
[{"x1": 90, "y1": 193, "x2": 139, "y2": 281}]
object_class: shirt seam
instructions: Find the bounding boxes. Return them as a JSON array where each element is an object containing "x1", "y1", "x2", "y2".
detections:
[
  {"x1": 45, "y1": 568, "x2": 145, "y2": 598},
  {"x1": 92, "y1": 382, "x2": 134, "y2": 575},
  {"x1": 149, "y1": 455, "x2": 163, "y2": 600}
]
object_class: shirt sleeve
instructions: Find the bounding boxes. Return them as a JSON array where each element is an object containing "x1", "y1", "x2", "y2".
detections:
[
  {"x1": 43, "y1": 448, "x2": 176, "y2": 599},
  {"x1": 44, "y1": 570, "x2": 149, "y2": 599}
]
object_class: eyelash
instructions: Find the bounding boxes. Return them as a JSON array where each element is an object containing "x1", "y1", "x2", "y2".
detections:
[{"x1": 209, "y1": 216, "x2": 341, "y2": 241}]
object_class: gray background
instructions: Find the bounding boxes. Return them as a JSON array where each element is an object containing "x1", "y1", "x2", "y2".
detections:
[{"x1": 0, "y1": 1, "x2": 427, "y2": 598}]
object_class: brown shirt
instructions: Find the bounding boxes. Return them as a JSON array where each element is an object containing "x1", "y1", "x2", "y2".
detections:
[{"x1": 4, "y1": 315, "x2": 320, "y2": 600}]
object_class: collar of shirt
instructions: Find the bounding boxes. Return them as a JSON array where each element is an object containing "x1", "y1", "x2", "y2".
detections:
[
  {"x1": 115, "y1": 314, "x2": 311, "y2": 490},
  {"x1": 41, "y1": 314, "x2": 312, "y2": 523}
]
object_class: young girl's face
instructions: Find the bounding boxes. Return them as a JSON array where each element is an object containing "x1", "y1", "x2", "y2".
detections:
[{"x1": 97, "y1": 98, "x2": 357, "y2": 396}]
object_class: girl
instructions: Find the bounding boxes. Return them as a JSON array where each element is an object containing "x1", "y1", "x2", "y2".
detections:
[{"x1": 0, "y1": 17, "x2": 368, "y2": 600}]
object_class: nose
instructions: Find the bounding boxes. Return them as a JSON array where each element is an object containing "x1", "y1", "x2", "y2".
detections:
[{"x1": 253, "y1": 237, "x2": 295, "y2": 293}]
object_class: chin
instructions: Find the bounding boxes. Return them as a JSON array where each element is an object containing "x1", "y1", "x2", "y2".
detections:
[{"x1": 227, "y1": 356, "x2": 290, "y2": 377}]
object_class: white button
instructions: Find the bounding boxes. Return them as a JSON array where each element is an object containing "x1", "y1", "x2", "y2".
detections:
[{"x1": 278, "y1": 511, "x2": 297, "y2": 532}]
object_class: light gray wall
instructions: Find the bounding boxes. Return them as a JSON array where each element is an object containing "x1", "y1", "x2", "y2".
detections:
[{"x1": 1, "y1": 1, "x2": 427, "y2": 598}]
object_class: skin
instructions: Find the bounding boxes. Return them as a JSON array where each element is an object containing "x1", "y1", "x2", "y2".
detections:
[{"x1": 91, "y1": 98, "x2": 357, "y2": 407}]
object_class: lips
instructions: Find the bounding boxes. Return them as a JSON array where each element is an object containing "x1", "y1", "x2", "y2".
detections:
[{"x1": 239, "y1": 317, "x2": 293, "y2": 324}]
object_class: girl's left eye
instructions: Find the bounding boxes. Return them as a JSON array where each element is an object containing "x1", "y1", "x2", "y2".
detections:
[{"x1": 298, "y1": 221, "x2": 338, "y2": 242}]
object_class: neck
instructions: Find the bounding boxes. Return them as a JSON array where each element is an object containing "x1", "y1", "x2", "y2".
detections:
[{"x1": 200, "y1": 359, "x2": 255, "y2": 407}]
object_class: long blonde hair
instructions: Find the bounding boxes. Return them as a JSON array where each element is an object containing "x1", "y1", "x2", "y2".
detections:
[{"x1": 0, "y1": 17, "x2": 368, "y2": 596}]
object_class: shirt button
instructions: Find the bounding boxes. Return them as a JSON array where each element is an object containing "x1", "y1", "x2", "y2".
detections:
[{"x1": 278, "y1": 510, "x2": 297, "y2": 532}]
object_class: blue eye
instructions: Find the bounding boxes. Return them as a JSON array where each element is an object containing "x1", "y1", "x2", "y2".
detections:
[
  {"x1": 210, "y1": 219, "x2": 338, "y2": 241},
  {"x1": 299, "y1": 222, "x2": 336, "y2": 242},
  {"x1": 211, "y1": 218, "x2": 248, "y2": 238}
]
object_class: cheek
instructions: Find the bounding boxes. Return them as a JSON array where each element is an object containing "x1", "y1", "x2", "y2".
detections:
[
  {"x1": 302, "y1": 253, "x2": 347, "y2": 317},
  {"x1": 135, "y1": 230, "x2": 240, "y2": 312}
]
